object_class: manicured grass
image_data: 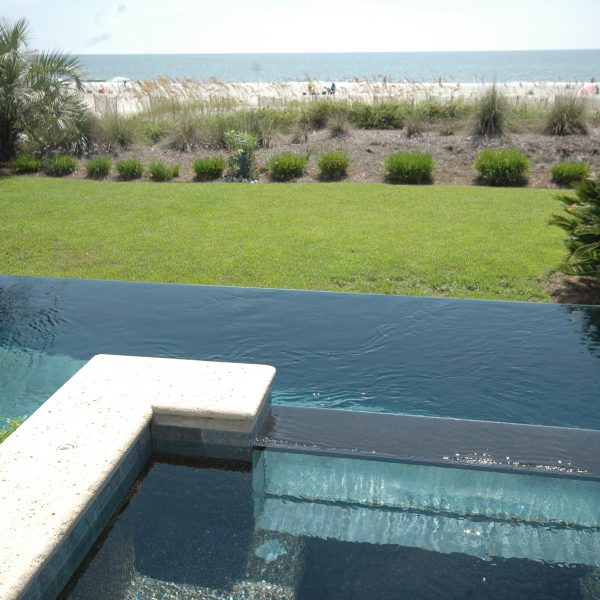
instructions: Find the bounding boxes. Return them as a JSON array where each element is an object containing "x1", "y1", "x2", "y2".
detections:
[{"x1": 0, "y1": 178, "x2": 566, "y2": 301}]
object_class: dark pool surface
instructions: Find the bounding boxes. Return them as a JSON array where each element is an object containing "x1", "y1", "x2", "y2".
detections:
[
  {"x1": 0, "y1": 275, "x2": 599, "y2": 427},
  {"x1": 63, "y1": 458, "x2": 600, "y2": 600}
]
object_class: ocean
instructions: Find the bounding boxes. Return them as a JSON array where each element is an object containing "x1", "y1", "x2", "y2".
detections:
[{"x1": 77, "y1": 50, "x2": 600, "y2": 83}]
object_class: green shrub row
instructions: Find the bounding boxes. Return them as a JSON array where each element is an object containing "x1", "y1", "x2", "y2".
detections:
[
  {"x1": 264, "y1": 150, "x2": 352, "y2": 181},
  {"x1": 8, "y1": 151, "x2": 594, "y2": 187},
  {"x1": 380, "y1": 151, "x2": 590, "y2": 187},
  {"x1": 10, "y1": 154, "x2": 78, "y2": 177}
]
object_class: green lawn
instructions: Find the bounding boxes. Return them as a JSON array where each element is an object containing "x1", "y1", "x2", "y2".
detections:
[{"x1": 0, "y1": 177, "x2": 567, "y2": 301}]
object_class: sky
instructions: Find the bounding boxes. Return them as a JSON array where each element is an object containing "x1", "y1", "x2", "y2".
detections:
[{"x1": 2, "y1": 0, "x2": 599, "y2": 54}]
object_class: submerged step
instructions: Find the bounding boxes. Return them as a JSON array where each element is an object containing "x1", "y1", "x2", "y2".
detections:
[
  {"x1": 254, "y1": 450, "x2": 600, "y2": 526},
  {"x1": 253, "y1": 449, "x2": 600, "y2": 567},
  {"x1": 257, "y1": 495, "x2": 600, "y2": 567}
]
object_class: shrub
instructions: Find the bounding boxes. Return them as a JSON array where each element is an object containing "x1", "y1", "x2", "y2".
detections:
[
  {"x1": 197, "y1": 113, "x2": 230, "y2": 148},
  {"x1": 165, "y1": 112, "x2": 203, "y2": 151},
  {"x1": 267, "y1": 152, "x2": 308, "y2": 182},
  {"x1": 149, "y1": 160, "x2": 180, "y2": 181},
  {"x1": 46, "y1": 155, "x2": 77, "y2": 177},
  {"x1": 116, "y1": 158, "x2": 144, "y2": 180},
  {"x1": 230, "y1": 108, "x2": 283, "y2": 148},
  {"x1": 474, "y1": 149, "x2": 530, "y2": 186},
  {"x1": 420, "y1": 98, "x2": 464, "y2": 121},
  {"x1": 203, "y1": 109, "x2": 288, "y2": 149},
  {"x1": 544, "y1": 95, "x2": 588, "y2": 136},
  {"x1": 142, "y1": 119, "x2": 170, "y2": 144},
  {"x1": 349, "y1": 102, "x2": 405, "y2": 129},
  {"x1": 439, "y1": 121, "x2": 456, "y2": 136},
  {"x1": 98, "y1": 111, "x2": 138, "y2": 151},
  {"x1": 11, "y1": 154, "x2": 42, "y2": 174},
  {"x1": 85, "y1": 156, "x2": 112, "y2": 179},
  {"x1": 550, "y1": 162, "x2": 590, "y2": 187},
  {"x1": 589, "y1": 108, "x2": 600, "y2": 128},
  {"x1": 193, "y1": 157, "x2": 225, "y2": 181},
  {"x1": 224, "y1": 130, "x2": 259, "y2": 179},
  {"x1": 318, "y1": 151, "x2": 350, "y2": 181},
  {"x1": 549, "y1": 177, "x2": 600, "y2": 279},
  {"x1": 472, "y1": 85, "x2": 508, "y2": 137},
  {"x1": 290, "y1": 121, "x2": 311, "y2": 144},
  {"x1": 303, "y1": 100, "x2": 337, "y2": 129},
  {"x1": 328, "y1": 110, "x2": 349, "y2": 137},
  {"x1": 384, "y1": 152, "x2": 435, "y2": 184},
  {"x1": 404, "y1": 107, "x2": 425, "y2": 138}
]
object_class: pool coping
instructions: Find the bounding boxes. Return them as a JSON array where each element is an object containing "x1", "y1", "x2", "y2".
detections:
[{"x1": 0, "y1": 354, "x2": 275, "y2": 600}]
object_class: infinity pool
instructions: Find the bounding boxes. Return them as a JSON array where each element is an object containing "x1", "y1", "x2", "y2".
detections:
[{"x1": 1, "y1": 275, "x2": 599, "y2": 427}]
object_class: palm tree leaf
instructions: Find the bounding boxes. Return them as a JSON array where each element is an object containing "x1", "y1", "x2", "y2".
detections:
[
  {"x1": 0, "y1": 17, "x2": 30, "y2": 53},
  {"x1": 26, "y1": 51, "x2": 84, "y2": 90}
]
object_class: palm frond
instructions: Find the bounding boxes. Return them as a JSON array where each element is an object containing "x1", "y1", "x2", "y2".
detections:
[
  {"x1": 550, "y1": 175, "x2": 600, "y2": 281},
  {"x1": 0, "y1": 17, "x2": 30, "y2": 53},
  {"x1": 26, "y1": 51, "x2": 84, "y2": 90},
  {"x1": 0, "y1": 18, "x2": 90, "y2": 159}
]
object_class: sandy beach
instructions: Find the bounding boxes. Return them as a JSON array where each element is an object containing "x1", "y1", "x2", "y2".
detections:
[{"x1": 82, "y1": 79, "x2": 600, "y2": 114}]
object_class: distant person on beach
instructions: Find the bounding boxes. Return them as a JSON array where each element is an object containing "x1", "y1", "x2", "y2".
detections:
[
  {"x1": 330, "y1": 82, "x2": 336, "y2": 95},
  {"x1": 578, "y1": 77, "x2": 599, "y2": 96}
]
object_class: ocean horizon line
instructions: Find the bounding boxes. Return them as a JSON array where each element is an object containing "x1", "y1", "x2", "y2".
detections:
[{"x1": 75, "y1": 48, "x2": 600, "y2": 57}]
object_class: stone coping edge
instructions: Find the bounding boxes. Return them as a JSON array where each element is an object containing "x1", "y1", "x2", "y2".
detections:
[{"x1": 0, "y1": 354, "x2": 276, "y2": 600}]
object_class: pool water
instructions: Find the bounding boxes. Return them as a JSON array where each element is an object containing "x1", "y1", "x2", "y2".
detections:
[
  {"x1": 0, "y1": 346, "x2": 84, "y2": 419},
  {"x1": 1, "y1": 276, "x2": 599, "y2": 428},
  {"x1": 63, "y1": 455, "x2": 600, "y2": 600}
]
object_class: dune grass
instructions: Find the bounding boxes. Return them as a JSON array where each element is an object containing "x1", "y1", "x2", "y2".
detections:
[{"x1": 0, "y1": 178, "x2": 566, "y2": 301}]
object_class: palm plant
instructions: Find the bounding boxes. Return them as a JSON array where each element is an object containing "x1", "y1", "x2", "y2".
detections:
[
  {"x1": 0, "y1": 17, "x2": 88, "y2": 160},
  {"x1": 550, "y1": 177, "x2": 600, "y2": 279}
]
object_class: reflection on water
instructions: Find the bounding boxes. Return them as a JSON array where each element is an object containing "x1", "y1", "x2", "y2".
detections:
[
  {"x1": 564, "y1": 304, "x2": 600, "y2": 359},
  {"x1": 0, "y1": 276, "x2": 598, "y2": 429},
  {"x1": 0, "y1": 279, "x2": 67, "y2": 351}
]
